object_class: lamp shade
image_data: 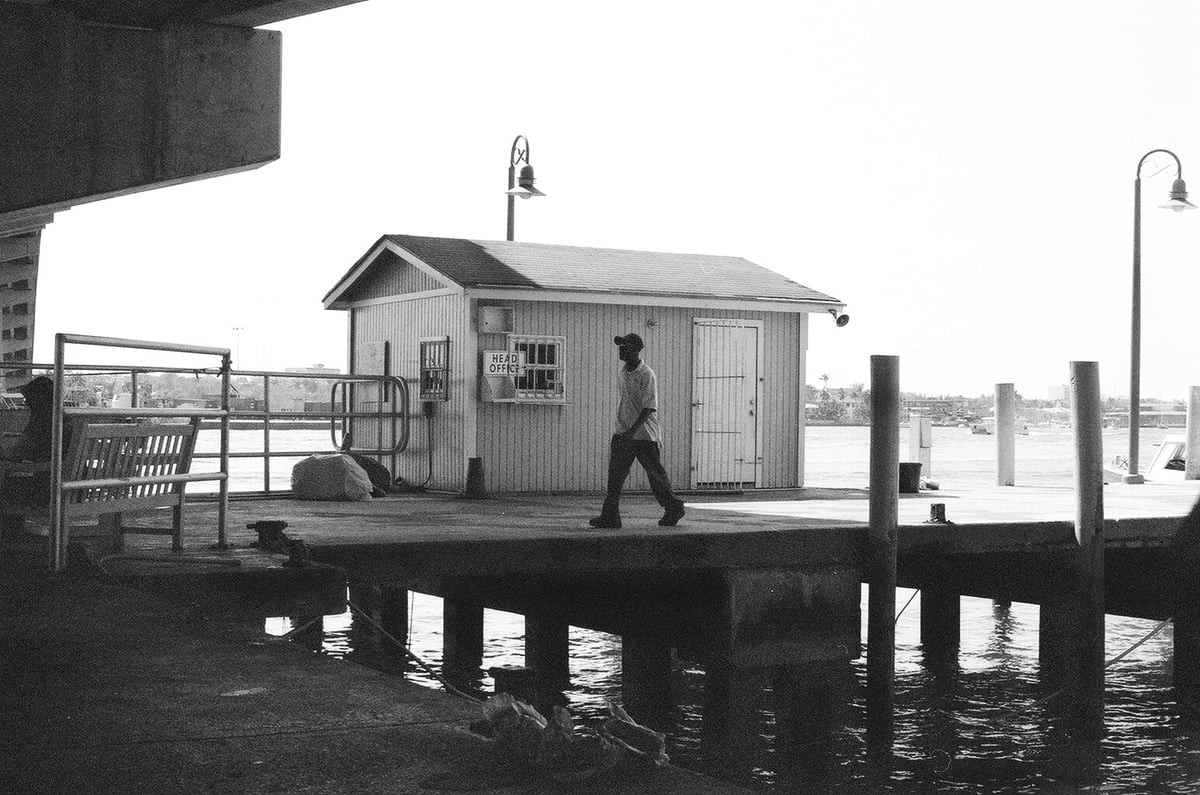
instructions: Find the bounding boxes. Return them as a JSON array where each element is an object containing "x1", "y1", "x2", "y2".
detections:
[
  {"x1": 505, "y1": 164, "x2": 545, "y2": 199},
  {"x1": 1159, "y1": 178, "x2": 1198, "y2": 212}
]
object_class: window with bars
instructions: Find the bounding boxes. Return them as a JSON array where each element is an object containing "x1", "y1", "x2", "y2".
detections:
[
  {"x1": 419, "y1": 336, "x2": 450, "y2": 401},
  {"x1": 510, "y1": 334, "x2": 565, "y2": 402}
]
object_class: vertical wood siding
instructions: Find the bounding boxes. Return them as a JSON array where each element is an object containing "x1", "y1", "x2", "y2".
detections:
[
  {"x1": 349, "y1": 293, "x2": 805, "y2": 494},
  {"x1": 351, "y1": 292, "x2": 471, "y2": 490},
  {"x1": 345, "y1": 250, "x2": 443, "y2": 302},
  {"x1": 474, "y1": 300, "x2": 803, "y2": 493}
]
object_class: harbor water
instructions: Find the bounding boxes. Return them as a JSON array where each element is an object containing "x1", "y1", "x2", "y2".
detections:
[{"x1": 257, "y1": 425, "x2": 1200, "y2": 793}]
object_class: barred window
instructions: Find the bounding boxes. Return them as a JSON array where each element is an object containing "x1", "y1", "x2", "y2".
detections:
[
  {"x1": 511, "y1": 335, "x2": 565, "y2": 402},
  {"x1": 419, "y1": 336, "x2": 450, "y2": 401}
]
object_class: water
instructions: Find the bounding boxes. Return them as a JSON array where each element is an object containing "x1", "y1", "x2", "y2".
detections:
[{"x1": 262, "y1": 425, "x2": 1200, "y2": 793}]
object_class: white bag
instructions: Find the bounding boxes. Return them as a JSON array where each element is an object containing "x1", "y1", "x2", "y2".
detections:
[{"x1": 291, "y1": 454, "x2": 374, "y2": 502}]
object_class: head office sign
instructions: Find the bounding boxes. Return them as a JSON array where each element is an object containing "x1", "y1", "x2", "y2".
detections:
[{"x1": 483, "y1": 350, "x2": 525, "y2": 376}]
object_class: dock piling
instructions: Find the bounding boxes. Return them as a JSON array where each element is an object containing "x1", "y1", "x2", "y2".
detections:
[
  {"x1": 919, "y1": 588, "x2": 960, "y2": 661},
  {"x1": 442, "y1": 598, "x2": 484, "y2": 682},
  {"x1": 622, "y1": 633, "x2": 673, "y2": 729},
  {"x1": 996, "y1": 382, "x2": 1016, "y2": 486},
  {"x1": 524, "y1": 615, "x2": 571, "y2": 690},
  {"x1": 867, "y1": 354, "x2": 899, "y2": 749},
  {"x1": 1068, "y1": 361, "x2": 1106, "y2": 725},
  {"x1": 1187, "y1": 386, "x2": 1200, "y2": 480}
]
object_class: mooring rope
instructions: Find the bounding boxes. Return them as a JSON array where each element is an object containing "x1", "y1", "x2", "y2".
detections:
[
  {"x1": 895, "y1": 589, "x2": 920, "y2": 625},
  {"x1": 1105, "y1": 615, "x2": 1173, "y2": 668},
  {"x1": 345, "y1": 598, "x2": 484, "y2": 705}
]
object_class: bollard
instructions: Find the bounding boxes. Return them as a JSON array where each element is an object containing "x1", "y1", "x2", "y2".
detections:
[
  {"x1": 909, "y1": 412, "x2": 932, "y2": 477},
  {"x1": 463, "y1": 457, "x2": 487, "y2": 499}
]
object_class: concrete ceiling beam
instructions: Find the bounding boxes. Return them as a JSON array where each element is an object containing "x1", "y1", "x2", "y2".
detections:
[{"x1": 0, "y1": 6, "x2": 281, "y2": 218}]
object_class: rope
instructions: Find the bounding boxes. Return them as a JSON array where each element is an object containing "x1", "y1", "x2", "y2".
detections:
[
  {"x1": 993, "y1": 614, "x2": 1175, "y2": 717},
  {"x1": 345, "y1": 599, "x2": 483, "y2": 705},
  {"x1": 895, "y1": 589, "x2": 920, "y2": 625},
  {"x1": 279, "y1": 614, "x2": 324, "y2": 641},
  {"x1": 1106, "y1": 615, "x2": 1173, "y2": 668}
]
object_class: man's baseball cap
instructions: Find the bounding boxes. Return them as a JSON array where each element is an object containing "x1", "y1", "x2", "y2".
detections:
[{"x1": 613, "y1": 333, "x2": 644, "y2": 351}]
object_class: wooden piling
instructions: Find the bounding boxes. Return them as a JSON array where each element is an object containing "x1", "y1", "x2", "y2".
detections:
[
  {"x1": 1187, "y1": 386, "x2": 1200, "y2": 480},
  {"x1": 622, "y1": 634, "x2": 673, "y2": 728},
  {"x1": 380, "y1": 586, "x2": 410, "y2": 653},
  {"x1": 996, "y1": 382, "x2": 1016, "y2": 486},
  {"x1": 525, "y1": 616, "x2": 571, "y2": 690},
  {"x1": 919, "y1": 588, "x2": 960, "y2": 660},
  {"x1": 1069, "y1": 360, "x2": 1106, "y2": 725},
  {"x1": 1174, "y1": 610, "x2": 1200, "y2": 688},
  {"x1": 867, "y1": 354, "x2": 899, "y2": 749},
  {"x1": 442, "y1": 598, "x2": 484, "y2": 680}
]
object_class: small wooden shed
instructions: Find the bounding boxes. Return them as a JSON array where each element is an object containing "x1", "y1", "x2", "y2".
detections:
[{"x1": 322, "y1": 235, "x2": 844, "y2": 494}]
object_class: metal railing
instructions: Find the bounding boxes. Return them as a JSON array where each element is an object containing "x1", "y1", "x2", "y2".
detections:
[
  {"x1": 48, "y1": 334, "x2": 232, "y2": 572},
  {"x1": 5, "y1": 359, "x2": 411, "y2": 498}
]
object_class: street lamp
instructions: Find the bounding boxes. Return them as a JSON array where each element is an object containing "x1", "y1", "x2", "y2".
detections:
[
  {"x1": 1125, "y1": 149, "x2": 1196, "y2": 483},
  {"x1": 504, "y1": 134, "x2": 545, "y2": 241},
  {"x1": 232, "y1": 326, "x2": 243, "y2": 367}
]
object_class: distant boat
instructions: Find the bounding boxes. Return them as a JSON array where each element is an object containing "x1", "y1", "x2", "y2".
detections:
[
  {"x1": 970, "y1": 417, "x2": 1029, "y2": 435},
  {"x1": 1106, "y1": 434, "x2": 1189, "y2": 483}
]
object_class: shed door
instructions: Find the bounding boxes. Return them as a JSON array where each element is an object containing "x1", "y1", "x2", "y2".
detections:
[{"x1": 691, "y1": 319, "x2": 761, "y2": 488}]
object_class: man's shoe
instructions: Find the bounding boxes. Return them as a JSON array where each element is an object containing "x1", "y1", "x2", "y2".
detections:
[
  {"x1": 658, "y1": 506, "x2": 685, "y2": 526},
  {"x1": 589, "y1": 516, "x2": 622, "y2": 529}
]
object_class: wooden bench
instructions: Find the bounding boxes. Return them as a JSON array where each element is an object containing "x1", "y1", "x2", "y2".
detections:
[{"x1": 0, "y1": 417, "x2": 201, "y2": 552}]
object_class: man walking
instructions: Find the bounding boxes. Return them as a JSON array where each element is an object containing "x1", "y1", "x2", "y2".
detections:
[{"x1": 590, "y1": 333, "x2": 686, "y2": 529}]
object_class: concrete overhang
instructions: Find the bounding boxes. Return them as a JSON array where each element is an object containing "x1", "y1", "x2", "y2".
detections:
[{"x1": 0, "y1": 0, "x2": 366, "y2": 27}]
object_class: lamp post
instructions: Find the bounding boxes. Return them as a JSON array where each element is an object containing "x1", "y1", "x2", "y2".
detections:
[
  {"x1": 1125, "y1": 149, "x2": 1196, "y2": 483},
  {"x1": 505, "y1": 134, "x2": 545, "y2": 241},
  {"x1": 232, "y1": 326, "x2": 243, "y2": 366}
]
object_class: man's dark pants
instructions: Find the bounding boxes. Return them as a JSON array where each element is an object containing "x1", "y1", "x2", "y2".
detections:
[{"x1": 599, "y1": 434, "x2": 684, "y2": 521}]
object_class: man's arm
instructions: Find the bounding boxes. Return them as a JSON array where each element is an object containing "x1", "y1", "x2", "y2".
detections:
[{"x1": 620, "y1": 407, "x2": 655, "y2": 439}]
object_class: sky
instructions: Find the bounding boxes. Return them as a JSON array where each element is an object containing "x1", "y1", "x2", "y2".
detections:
[{"x1": 33, "y1": 1, "x2": 1200, "y2": 400}]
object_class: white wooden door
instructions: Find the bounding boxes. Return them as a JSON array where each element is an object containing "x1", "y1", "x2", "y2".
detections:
[{"x1": 691, "y1": 319, "x2": 761, "y2": 488}]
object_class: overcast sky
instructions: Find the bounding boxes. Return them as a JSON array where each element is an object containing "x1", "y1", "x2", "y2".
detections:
[{"x1": 34, "y1": 1, "x2": 1200, "y2": 400}]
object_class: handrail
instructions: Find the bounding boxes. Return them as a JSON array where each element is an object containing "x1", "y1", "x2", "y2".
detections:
[
  {"x1": 5, "y1": 360, "x2": 409, "y2": 498},
  {"x1": 48, "y1": 334, "x2": 232, "y2": 573},
  {"x1": 65, "y1": 407, "x2": 229, "y2": 418},
  {"x1": 328, "y1": 376, "x2": 411, "y2": 456},
  {"x1": 55, "y1": 334, "x2": 232, "y2": 358}
]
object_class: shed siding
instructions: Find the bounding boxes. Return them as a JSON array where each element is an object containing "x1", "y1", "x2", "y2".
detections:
[
  {"x1": 474, "y1": 300, "x2": 802, "y2": 493},
  {"x1": 350, "y1": 292, "x2": 471, "y2": 490},
  {"x1": 346, "y1": 251, "x2": 445, "y2": 302}
]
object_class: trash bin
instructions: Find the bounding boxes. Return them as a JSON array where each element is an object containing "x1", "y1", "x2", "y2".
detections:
[{"x1": 899, "y1": 462, "x2": 922, "y2": 494}]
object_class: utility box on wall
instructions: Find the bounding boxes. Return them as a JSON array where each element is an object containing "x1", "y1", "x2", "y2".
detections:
[{"x1": 478, "y1": 306, "x2": 513, "y2": 333}]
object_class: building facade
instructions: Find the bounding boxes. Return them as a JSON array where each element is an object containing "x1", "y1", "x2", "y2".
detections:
[{"x1": 324, "y1": 235, "x2": 845, "y2": 494}]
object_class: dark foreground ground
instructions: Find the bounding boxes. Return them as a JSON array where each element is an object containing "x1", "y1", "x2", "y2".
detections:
[{"x1": 0, "y1": 536, "x2": 748, "y2": 794}]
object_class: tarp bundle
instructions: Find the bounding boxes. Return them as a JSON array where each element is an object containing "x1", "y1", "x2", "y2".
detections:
[{"x1": 291, "y1": 454, "x2": 375, "y2": 501}]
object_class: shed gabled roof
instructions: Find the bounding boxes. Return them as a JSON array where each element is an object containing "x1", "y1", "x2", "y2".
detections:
[{"x1": 323, "y1": 234, "x2": 842, "y2": 311}]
